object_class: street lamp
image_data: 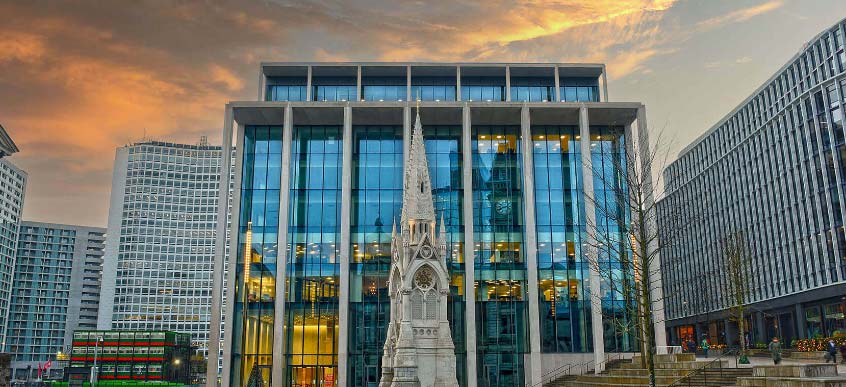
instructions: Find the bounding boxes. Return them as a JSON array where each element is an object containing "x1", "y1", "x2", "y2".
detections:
[
  {"x1": 172, "y1": 358, "x2": 182, "y2": 382},
  {"x1": 90, "y1": 335, "x2": 104, "y2": 387}
]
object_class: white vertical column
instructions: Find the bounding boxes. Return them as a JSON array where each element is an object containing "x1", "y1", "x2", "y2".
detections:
[
  {"x1": 306, "y1": 66, "x2": 313, "y2": 102},
  {"x1": 258, "y1": 68, "x2": 267, "y2": 101},
  {"x1": 207, "y1": 105, "x2": 234, "y2": 387},
  {"x1": 462, "y1": 104, "x2": 478, "y2": 387},
  {"x1": 553, "y1": 66, "x2": 561, "y2": 102},
  {"x1": 600, "y1": 66, "x2": 609, "y2": 102},
  {"x1": 220, "y1": 115, "x2": 245, "y2": 387},
  {"x1": 272, "y1": 104, "x2": 294, "y2": 387},
  {"x1": 579, "y1": 105, "x2": 605, "y2": 373},
  {"x1": 505, "y1": 65, "x2": 511, "y2": 101},
  {"x1": 635, "y1": 105, "x2": 667, "y2": 348},
  {"x1": 338, "y1": 105, "x2": 353, "y2": 387},
  {"x1": 520, "y1": 106, "x2": 542, "y2": 386}
]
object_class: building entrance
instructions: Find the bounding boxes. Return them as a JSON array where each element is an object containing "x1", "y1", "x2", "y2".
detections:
[{"x1": 290, "y1": 366, "x2": 336, "y2": 387}]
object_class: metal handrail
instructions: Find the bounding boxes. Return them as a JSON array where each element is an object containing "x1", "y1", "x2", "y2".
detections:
[
  {"x1": 666, "y1": 348, "x2": 741, "y2": 387},
  {"x1": 533, "y1": 352, "x2": 625, "y2": 387}
]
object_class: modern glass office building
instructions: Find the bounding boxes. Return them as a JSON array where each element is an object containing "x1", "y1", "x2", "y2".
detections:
[
  {"x1": 660, "y1": 19, "x2": 846, "y2": 347},
  {"x1": 210, "y1": 62, "x2": 662, "y2": 387},
  {"x1": 98, "y1": 139, "x2": 232, "y2": 360},
  {"x1": 5, "y1": 221, "x2": 105, "y2": 380}
]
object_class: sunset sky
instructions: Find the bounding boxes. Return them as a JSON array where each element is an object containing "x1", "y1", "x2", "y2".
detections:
[{"x1": 0, "y1": 0, "x2": 843, "y2": 227}]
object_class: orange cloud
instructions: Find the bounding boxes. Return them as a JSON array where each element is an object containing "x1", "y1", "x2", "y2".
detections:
[
  {"x1": 0, "y1": 31, "x2": 47, "y2": 63},
  {"x1": 696, "y1": 1, "x2": 784, "y2": 29}
]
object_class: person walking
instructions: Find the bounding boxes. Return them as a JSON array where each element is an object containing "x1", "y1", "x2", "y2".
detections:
[
  {"x1": 826, "y1": 339, "x2": 838, "y2": 363},
  {"x1": 839, "y1": 341, "x2": 846, "y2": 364},
  {"x1": 768, "y1": 337, "x2": 782, "y2": 365},
  {"x1": 687, "y1": 337, "x2": 697, "y2": 354}
]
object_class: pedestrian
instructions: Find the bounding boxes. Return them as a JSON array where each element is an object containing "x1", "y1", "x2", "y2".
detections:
[
  {"x1": 768, "y1": 337, "x2": 782, "y2": 365},
  {"x1": 687, "y1": 337, "x2": 697, "y2": 354},
  {"x1": 701, "y1": 335, "x2": 711, "y2": 358},
  {"x1": 826, "y1": 339, "x2": 838, "y2": 363},
  {"x1": 839, "y1": 341, "x2": 846, "y2": 364}
]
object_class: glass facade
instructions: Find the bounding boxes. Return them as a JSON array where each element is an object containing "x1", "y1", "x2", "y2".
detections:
[
  {"x1": 589, "y1": 126, "x2": 638, "y2": 352},
  {"x1": 348, "y1": 125, "x2": 403, "y2": 387},
  {"x1": 661, "y1": 20, "x2": 846, "y2": 345},
  {"x1": 472, "y1": 126, "x2": 528, "y2": 387},
  {"x1": 424, "y1": 125, "x2": 467, "y2": 386},
  {"x1": 412, "y1": 77, "x2": 457, "y2": 101},
  {"x1": 286, "y1": 126, "x2": 342, "y2": 387},
  {"x1": 232, "y1": 127, "x2": 282, "y2": 387},
  {"x1": 461, "y1": 77, "x2": 506, "y2": 102},
  {"x1": 559, "y1": 78, "x2": 600, "y2": 102},
  {"x1": 362, "y1": 77, "x2": 406, "y2": 101},
  {"x1": 267, "y1": 77, "x2": 308, "y2": 102},
  {"x1": 511, "y1": 77, "x2": 555, "y2": 102},
  {"x1": 313, "y1": 77, "x2": 357, "y2": 102},
  {"x1": 221, "y1": 62, "x2": 648, "y2": 387},
  {"x1": 531, "y1": 126, "x2": 593, "y2": 353}
]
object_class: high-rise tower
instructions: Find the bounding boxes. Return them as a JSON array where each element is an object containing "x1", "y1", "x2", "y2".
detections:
[{"x1": 379, "y1": 109, "x2": 458, "y2": 387}]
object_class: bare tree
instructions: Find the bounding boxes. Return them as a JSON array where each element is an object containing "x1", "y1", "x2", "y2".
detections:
[
  {"x1": 581, "y1": 121, "x2": 697, "y2": 387},
  {"x1": 723, "y1": 231, "x2": 751, "y2": 363}
]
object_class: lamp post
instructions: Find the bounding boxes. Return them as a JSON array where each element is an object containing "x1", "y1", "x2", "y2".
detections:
[
  {"x1": 172, "y1": 358, "x2": 182, "y2": 383},
  {"x1": 90, "y1": 335, "x2": 103, "y2": 387}
]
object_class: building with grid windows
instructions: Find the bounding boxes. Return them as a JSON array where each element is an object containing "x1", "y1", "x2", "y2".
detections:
[
  {"x1": 4, "y1": 221, "x2": 105, "y2": 380},
  {"x1": 69, "y1": 330, "x2": 191, "y2": 384},
  {"x1": 98, "y1": 139, "x2": 232, "y2": 360},
  {"x1": 660, "y1": 19, "x2": 846, "y2": 348},
  {"x1": 209, "y1": 62, "x2": 665, "y2": 387},
  {"x1": 0, "y1": 159, "x2": 26, "y2": 352}
]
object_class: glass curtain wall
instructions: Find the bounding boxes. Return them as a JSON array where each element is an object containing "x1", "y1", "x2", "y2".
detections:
[
  {"x1": 348, "y1": 126, "x2": 404, "y2": 387},
  {"x1": 266, "y1": 77, "x2": 308, "y2": 102},
  {"x1": 423, "y1": 125, "x2": 467, "y2": 386},
  {"x1": 472, "y1": 126, "x2": 528, "y2": 387},
  {"x1": 285, "y1": 126, "x2": 342, "y2": 387},
  {"x1": 461, "y1": 77, "x2": 505, "y2": 102},
  {"x1": 531, "y1": 126, "x2": 592, "y2": 353},
  {"x1": 510, "y1": 77, "x2": 554, "y2": 102},
  {"x1": 232, "y1": 126, "x2": 282, "y2": 387},
  {"x1": 362, "y1": 77, "x2": 407, "y2": 101},
  {"x1": 411, "y1": 77, "x2": 456, "y2": 101},
  {"x1": 312, "y1": 77, "x2": 357, "y2": 102},
  {"x1": 589, "y1": 126, "x2": 638, "y2": 352}
]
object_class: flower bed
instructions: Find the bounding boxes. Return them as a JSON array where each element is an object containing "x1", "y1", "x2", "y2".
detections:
[{"x1": 795, "y1": 337, "x2": 846, "y2": 352}]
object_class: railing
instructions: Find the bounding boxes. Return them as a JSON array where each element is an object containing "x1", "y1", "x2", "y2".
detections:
[
  {"x1": 666, "y1": 348, "x2": 741, "y2": 387},
  {"x1": 533, "y1": 352, "x2": 625, "y2": 387},
  {"x1": 657, "y1": 345, "x2": 683, "y2": 354}
]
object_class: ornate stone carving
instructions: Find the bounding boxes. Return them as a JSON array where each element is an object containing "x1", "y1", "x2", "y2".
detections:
[{"x1": 379, "y1": 109, "x2": 459, "y2": 387}]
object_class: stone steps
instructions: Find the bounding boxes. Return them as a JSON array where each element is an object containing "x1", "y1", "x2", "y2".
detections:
[{"x1": 737, "y1": 364, "x2": 846, "y2": 387}]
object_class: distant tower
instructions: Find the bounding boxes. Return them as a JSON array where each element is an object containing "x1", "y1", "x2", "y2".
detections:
[{"x1": 379, "y1": 108, "x2": 459, "y2": 387}]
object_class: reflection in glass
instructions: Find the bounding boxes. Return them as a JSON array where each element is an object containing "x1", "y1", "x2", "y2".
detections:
[
  {"x1": 472, "y1": 125, "x2": 528, "y2": 387},
  {"x1": 286, "y1": 125, "x2": 342, "y2": 386},
  {"x1": 348, "y1": 126, "x2": 403, "y2": 387},
  {"x1": 424, "y1": 125, "x2": 467, "y2": 386},
  {"x1": 532, "y1": 126, "x2": 592, "y2": 352},
  {"x1": 232, "y1": 126, "x2": 282, "y2": 387},
  {"x1": 590, "y1": 126, "x2": 638, "y2": 352}
]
